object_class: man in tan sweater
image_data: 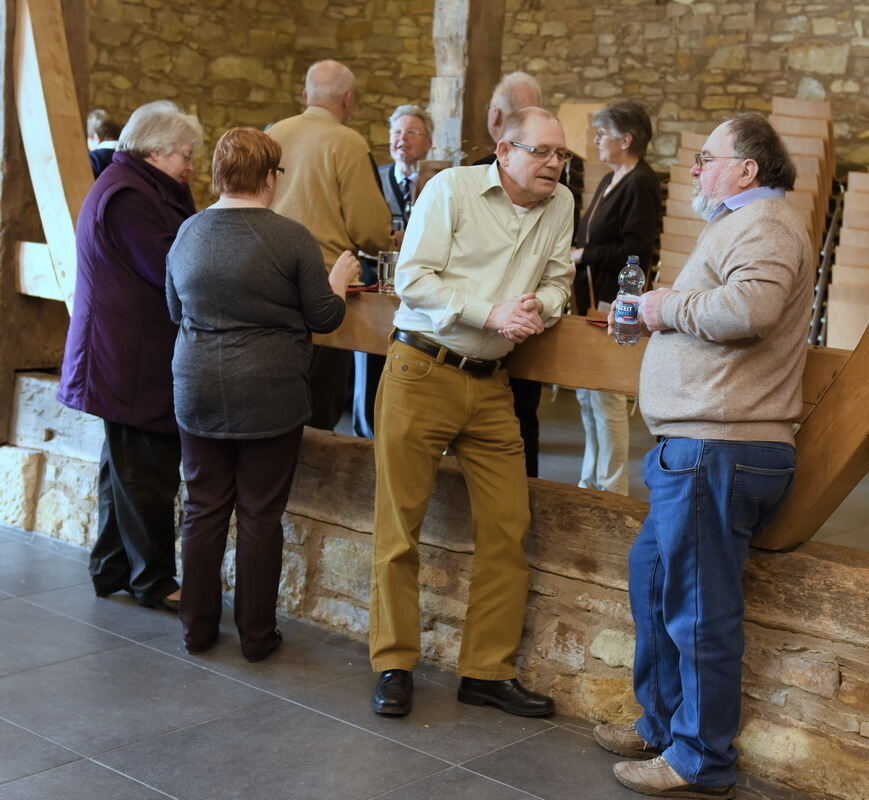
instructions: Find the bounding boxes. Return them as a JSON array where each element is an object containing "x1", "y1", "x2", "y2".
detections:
[
  {"x1": 269, "y1": 60, "x2": 392, "y2": 430},
  {"x1": 595, "y1": 113, "x2": 813, "y2": 799}
]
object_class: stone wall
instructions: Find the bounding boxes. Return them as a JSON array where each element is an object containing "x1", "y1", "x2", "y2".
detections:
[
  {"x1": 89, "y1": 0, "x2": 867, "y2": 205},
  {"x1": 500, "y1": 0, "x2": 869, "y2": 171},
  {"x1": 2, "y1": 373, "x2": 867, "y2": 800},
  {"x1": 89, "y1": 0, "x2": 434, "y2": 206}
]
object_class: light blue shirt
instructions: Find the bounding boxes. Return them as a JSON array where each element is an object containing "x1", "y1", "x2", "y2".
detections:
[{"x1": 711, "y1": 186, "x2": 785, "y2": 220}]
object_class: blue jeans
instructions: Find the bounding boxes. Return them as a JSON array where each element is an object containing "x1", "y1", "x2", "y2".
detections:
[{"x1": 630, "y1": 438, "x2": 795, "y2": 786}]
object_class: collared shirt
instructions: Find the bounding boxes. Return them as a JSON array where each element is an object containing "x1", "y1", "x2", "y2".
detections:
[
  {"x1": 392, "y1": 161, "x2": 574, "y2": 360},
  {"x1": 710, "y1": 186, "x2": 785, "y2": 220}
]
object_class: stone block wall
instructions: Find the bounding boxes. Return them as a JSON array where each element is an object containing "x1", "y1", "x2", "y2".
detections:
[
  {"x1": 1, "y1": 373, "x2": 867, "y2": 800},
  {"x1": 500, "y1": 0, "x2": 869, "y2": 170},
  {"x1": 88, "y1": 0, "x2": 434, "y2": 206},
  {"x1": 89, "y1": 0, "x2": 867, "y2": 207}
]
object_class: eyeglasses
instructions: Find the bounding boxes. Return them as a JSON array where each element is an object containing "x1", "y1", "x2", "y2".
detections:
[
  {"x1": 390, "y1": 128, "x2": 430, "y2": 139},
  {"x1": 693, "y1": 153, "x2": 741, "y2": 169},
  {"x1": 510, "y1": 142, "x2": 572, "y2": 163},
  {"x1": 177, "y1": 151, "x2": 194, "y2": 164},
  {"x1": 275, "y1": 167, "x2": 285, "y2": 175}
]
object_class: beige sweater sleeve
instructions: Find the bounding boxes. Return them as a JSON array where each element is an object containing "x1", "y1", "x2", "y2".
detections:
[{"x1": 660, "y1": 207, "x2": 803, "y2": 342}]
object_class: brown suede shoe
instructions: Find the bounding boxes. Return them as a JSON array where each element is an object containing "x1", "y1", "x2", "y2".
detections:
[
  {"x1": 613, "y1": 755, "x2": 735, "y2": 798},
  {"x1": 594, "y1": 721, "x2": 661, "y2": 759}
]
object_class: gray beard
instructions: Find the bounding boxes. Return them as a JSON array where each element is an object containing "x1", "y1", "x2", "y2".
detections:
[{"x1": 691, "y1": 191, "x2": 717, "y2": 221}]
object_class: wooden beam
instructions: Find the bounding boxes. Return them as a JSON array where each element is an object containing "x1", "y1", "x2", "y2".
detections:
[
  {"x1": 753, "y1": 326, "x2": 869, "y2": 550},
  {"x1": 13, "y1": 0, "x2": 92, "y2": 312},
  {"x1": 429, "y1": 0, "x2": 505, "y2": 165},
  {"x1": 313, "y1": 292, "x2": 849, "y2": 417},
  {"x1": 461, "y1": 0, "x2": 504, "y2": 165}
]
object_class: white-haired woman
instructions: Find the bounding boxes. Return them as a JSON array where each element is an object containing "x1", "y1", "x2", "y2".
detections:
[{"x1": 59, "y1": 100, "x2": 203, "y2": 612}]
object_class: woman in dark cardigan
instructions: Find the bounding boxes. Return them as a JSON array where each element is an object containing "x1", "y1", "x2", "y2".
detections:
[
  {"x1": 166, "y1": 128, "x2": 359, "y2": 661},
  {"x1": 571, "y1": 102, "x2": 661, "y2": 496},
  {"x1": 58, "y1": 101, "x2": 202, "y2": 611}
]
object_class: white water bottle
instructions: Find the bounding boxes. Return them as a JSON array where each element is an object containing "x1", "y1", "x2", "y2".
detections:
[{"x1": 613, "y1": 255, "x2": 645, "y2": 345}]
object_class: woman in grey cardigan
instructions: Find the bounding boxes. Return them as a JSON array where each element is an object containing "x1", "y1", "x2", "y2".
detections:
[{"x1": 166, "y1": 127, "x2": 359, "y2": 661}]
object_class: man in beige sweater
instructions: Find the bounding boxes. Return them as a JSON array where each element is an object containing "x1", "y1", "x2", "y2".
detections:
[
  {"x1": 269, "y1": 60, "x2": 392, "y2": 430},
  {"x1": 595, "y1": 113, "x2": 813, "y2": 799}
]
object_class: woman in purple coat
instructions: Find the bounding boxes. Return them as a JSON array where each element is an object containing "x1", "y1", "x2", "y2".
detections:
[{"x1": 58, "y1": 101, "x2": 203, "y2": 612}]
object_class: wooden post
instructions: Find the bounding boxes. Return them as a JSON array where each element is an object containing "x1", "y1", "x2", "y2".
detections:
[
  {"x1": 0, "y1": 0, "x2": 86, "y2": 443},
  {"x1": 429, "y1": 0, "x2": 504, "y2": 165}
]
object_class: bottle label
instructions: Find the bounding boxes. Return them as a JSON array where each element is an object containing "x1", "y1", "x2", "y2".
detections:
[{"x1": 615, "y1": 297, "x2": 639, "y2": 324}]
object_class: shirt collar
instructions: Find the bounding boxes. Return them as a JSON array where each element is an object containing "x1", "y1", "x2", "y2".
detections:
[
  {"x1": 481, "y1": 160, "x2": 554, "y2": 207},
  {"x1": 394, "y1": 163, "x2": 417, "y2": 184},
  {"x1": 711, "y1": 186, "x2": 785, "y2": 219}
]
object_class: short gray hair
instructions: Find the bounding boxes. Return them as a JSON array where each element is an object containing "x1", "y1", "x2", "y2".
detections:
[
  {"x1": 117, "y1": 101, "x2": 203, "y2": 157},
  {"x1": 305, "y1": 60, "x2": 355, "y2": 105},
  {"x1": 388, "y1": 105, "x2": 434, "y2": 137},
  {"x1": 490, "y1": 71, "x2": 542, "y2": 115},
  {"x1": 592, "y1": 102, "x2": 653, "y2": 157}
]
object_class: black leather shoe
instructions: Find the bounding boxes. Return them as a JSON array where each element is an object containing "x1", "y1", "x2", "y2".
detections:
[
  {"x1": 371, "y1": 669, "x2": 413, "y2": 716},
  {"x1": 243, "y1": 629, "x2": 282, "y2": 663},
  {"x1": 185, "y1": 632, "x2": 219, "y2": 656},
  {"x1": 458, "y1": 677, "x2": 554, "y2": 717}
]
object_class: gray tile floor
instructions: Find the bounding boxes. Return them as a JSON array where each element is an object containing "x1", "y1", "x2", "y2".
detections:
[{"x1": 0, "y1": 524, "x2": 819, "y2": 799}]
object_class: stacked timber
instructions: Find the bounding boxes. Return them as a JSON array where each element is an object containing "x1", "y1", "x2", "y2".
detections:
[
  {"x1": 827, "y1": 171, "x2": 869, "y2": 349},
  {"x1": 655, "y1": 130, "x2": 707, "y2": 288},
  {"x1": 770, "y1": 96, "x2": 835, "y2": 255}
]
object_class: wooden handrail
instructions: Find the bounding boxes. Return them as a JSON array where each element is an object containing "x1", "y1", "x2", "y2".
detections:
[{"x1": 313, "y1": 291, "x2": 850, "y2": 420}]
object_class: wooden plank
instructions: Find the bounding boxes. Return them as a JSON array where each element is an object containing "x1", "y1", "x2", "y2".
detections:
[
  {"x1": 459, "y1": 0, "x2": 505, "y2": 165},
  {"x1": 655, "y1": 262, "x2": 684, "y2": 285},
  {"x1": 13, "y1": 0, "x2": 93, "y2": 312},
  {"x1": 754, "y1": 328, "x2": 869, "y2": 550},
  {"x1": 847, "y1": 172, "x2": 869, "y2": 193},
  {"x1": 660, "y1": 232, "x2": 696, "y2": 254},
  {"x1": 831, "y1": 264, "x2": 869, "y2": 287},
  {"x1": 557, "y1": 102, "x2": 605, "y2": 161},
  {"x1": 676, "y1": 147, "x2": 696, "y2": 167},
  {"x1": 669, "y1": 164, "x2": 693, "y2": 185},
  {"x1": 826, "y1": 296, "x2": 869, "y2": 351},
  {"x1": 841, "y1": 228, "x2": 869, "y2": 249},
  {"x1": 772, "y1": 96, "x2": 832, "y2": 120},
  {"x1": 667, "y1": 182, "x2": 695, "y2": 203},
  {"x1": 663, "y1": 216, "x2": 705, "y2": 237},
  {"x1": 842, "y1": 191, "x2": 869, "y2": 231},
  {"x1": 679, "y1": 130, "x2": 708, "y2": 150},
  {"x1": 15, "y1": 241, "x2": 62, "y2": 299},
  {"x1": 835, "y1": 245, "x2": 869, "y2": 268},
  {"x1": 665, "y1": 199, "x2": 697, "y2": 220},
  {"x1": 313, "y1": 293, "x2": 848, "y2": 421}
]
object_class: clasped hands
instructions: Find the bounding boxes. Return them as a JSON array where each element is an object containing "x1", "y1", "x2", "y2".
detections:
[{"x1": 485, "y1": 293, "x2": 545, "y2": 344}]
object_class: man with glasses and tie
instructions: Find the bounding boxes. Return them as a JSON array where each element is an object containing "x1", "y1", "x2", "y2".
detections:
[
  {"x1": 379, "y1": 105, "x2": 434, "y2": 227},
  {"x1": 351, "y1": 106, "x2": 436, "y2": 439},
  {"x1": 594, "y1": 113, "x2": 813, "y2": 799},
  {"x1": 368, "y1": 107, "x2": 574, "y2": 719}
]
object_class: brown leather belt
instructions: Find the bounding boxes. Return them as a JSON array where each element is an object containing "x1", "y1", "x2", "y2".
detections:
[{"x1": 393, "y1": 329, "x2": 500, "y2": 377}]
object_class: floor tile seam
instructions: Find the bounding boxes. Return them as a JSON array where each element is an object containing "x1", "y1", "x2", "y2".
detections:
[
  {"x1": 454, "y1": 764, "x2": 547, "y2": 800},
  {"x1": 364, "y1": 765, "x2": 455, "y2": 799},
  {"x1": 455, "y1": 722, "x2": 563, "y2": 768},
  {"x1": 85, "y1": 756, "x2": 180, "y2": 799},
  {"x1": 84, "y1": 697, "x2": 281, "y2": 758},
  {"x1": 13, "y1": 594, "x2": 157, "y2": 646},
  {"x1": 0, "y1": 713, "x2": 89, "y2": 762},
  {"x1": 113, "y1": 639, "x2": 455, "y2": 763},
  {"x1": 0, "y1": 530, "x2": 92, "y2": 565},
  {"x1": 0, "y1": 637, "x2": 133, "y2": 680}
]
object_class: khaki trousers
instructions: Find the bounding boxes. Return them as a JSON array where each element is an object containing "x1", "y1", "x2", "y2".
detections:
[{"x1": 369, "y1": 339, "x2": 531, "y2": 679}]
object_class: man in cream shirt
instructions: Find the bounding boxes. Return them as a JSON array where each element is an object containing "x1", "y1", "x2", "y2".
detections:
[{"x1": 368, "y1": 107, "x2": 574, "y2": 718}]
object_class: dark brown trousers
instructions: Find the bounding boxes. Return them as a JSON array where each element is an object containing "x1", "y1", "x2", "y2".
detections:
[{"x1": 178, "y1": 427, "x2": 303, "y2": 658}]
